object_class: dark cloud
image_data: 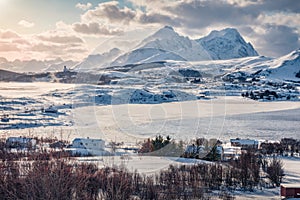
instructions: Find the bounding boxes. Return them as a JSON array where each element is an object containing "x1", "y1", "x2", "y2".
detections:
[
  {"x1": 77, "y1": 0, "x2": 300, "y2": 57},
  {"x1": 253, "y1": 24, "x2": 300, "y2": 57},
  {"x1": 138, "y1": 12, "x2": 181, "y2": 27},
  {"x1": 73, "y1": 22, "x2": 123, "y2": 35},
  {"x1": 141, "y1": 0, "x2": 300, "y2": 57},
  {"x1": 84, "y1": 1, "x2": 136, "y2": 24},
  {"x1": 249, "y1": 0, "x2": 300, "y2": 13}
]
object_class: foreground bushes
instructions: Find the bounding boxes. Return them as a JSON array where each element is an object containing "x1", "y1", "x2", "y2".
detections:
[
  {"x1": 0, "y1": 157, "x2": 237, "y2": 200},
  {"x1": 0, "y1": 152, "x2": 284, "y2": 199}
]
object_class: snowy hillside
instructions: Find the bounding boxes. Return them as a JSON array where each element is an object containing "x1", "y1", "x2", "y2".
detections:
[
  {"x1": 196, "y1": 28, "x2": 258, "y2": 60},
  {"x1": 258, "y1": 48, "x2": 300, "y2": 81},
  {"x1": 111, "y1": 48, "x2": 186, "y2": 66},
  {"x1": 75, "y1": 48, "x2": 122, "y2": 71}
]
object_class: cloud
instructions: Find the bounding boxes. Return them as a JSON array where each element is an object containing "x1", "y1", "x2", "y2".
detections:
[
  {"x1": 0, "y1": 41, "x2": 20, "y2": 52},
  {"x1": 76, "y1": 2, "x2": 92, "y2": 11},
  {"x1": 0, "y1": 30, "x2": 21, "y2": 39},
  {"x1": 0, "y1": 27, "x2": 89, "y2": 61},
  {"x1": 82, "y1": 1, "x2": 136, "y2": 24},
  {"x1": 73, "y1": 22, "x2": 123, "y2": 35},
  {"x1": 126, "y1": 0, "x2": 300, "y2": 57},
  {"x1": 37, "y1": 32, "x2": 84, "y2": 44},
  {"x1": 18, "y1": 20, "x2": 35, "y2": 28},
  {"x1": 257, "y1": 12, "x2": 300, "y2": 30},
  {"x1": 251, "y1": 24, "x2": 300, "y2": 57}
]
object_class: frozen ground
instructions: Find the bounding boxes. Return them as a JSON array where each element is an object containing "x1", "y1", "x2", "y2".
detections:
[
  {"x1": 1, "y1": 82, "x2": 299, "y2": 143},
  {"x1": 0, "y1": 82, "x2": 299, "y2": 199},
  {"x1": 72, "y1": 96, "x2": 300, "y2": 142}
]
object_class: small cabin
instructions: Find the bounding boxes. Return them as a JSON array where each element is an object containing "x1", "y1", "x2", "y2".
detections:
[
  {"x1": 6, "y1": 137, "x2": 37, "y2": 149},
  {"x1": 230, "y1": 138, "x2": 259, "y2": 149},
  {"x1": 72, "y1": 138, "x2": 105, "y2": 150},
  {"x1": 281, "y1": 184, "x2": 300, "y2": 199}
]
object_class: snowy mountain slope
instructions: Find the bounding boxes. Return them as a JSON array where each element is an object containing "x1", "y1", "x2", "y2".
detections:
[
  {"x1": 225, "y1": 49, "x2": 300, "y2": 82},
  {"x1": 135, "y1": 26, "x2": 211, "y2": 61},
  {"x1": 261, "y1": 48, "x2": 300, "y2": 81},
  {"x1": 196, "y1": 28, "x2": 258, "y2": 60},
  {"x1": 110, "y1": 26, "x2": 260, "y2": 67},
  {"x1": 76, "y1": 26, "x2": 260, "y2": 70},
  {"x1": 111, "y1": 48, "x2": 186, "y2": 66},
  {"x1": 197, "y1": 55, "x2": 269, "y2": 72},
  {"x1": 75, "y1": 48, "x2": 122, "y2": 71}
]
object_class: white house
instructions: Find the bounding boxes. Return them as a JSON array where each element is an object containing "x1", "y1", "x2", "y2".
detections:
[
  {"x1": 72, "y1": 138, "x2": 105, "y2": 150},
  {"x1": 230, "y1": 138, "x2": 259, "y2": 149},
  {"x1": 223, "y1": 146, "x2": 242, "y2": 161},
  {"x1": 6, "y1": 137, "x2": 37, "y2": 149}
]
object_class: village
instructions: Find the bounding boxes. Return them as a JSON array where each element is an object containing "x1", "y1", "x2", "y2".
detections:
[{"x1": 1, "y1": 134, "x2": 300, "y2": 199}]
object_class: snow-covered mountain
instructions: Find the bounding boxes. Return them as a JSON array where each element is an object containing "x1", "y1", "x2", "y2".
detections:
[
  {"x1": 196, "y1": 28, "x2": 258, "y2": 60},
  {"x1": 261, "y1": 48, "x2": 300, "y2": 81},
  {"x1": 0, "y1": 58, "x2": 78, "y2": 73},
  {"x1": 111, "y1": 48, "x2": 186, "y2": 66},
  {"x1": 133, "y1": 26, "x2": 211, "y2": 61},
  {"x1": 109, "y1": 26, "x2": 259, "y2": 67},
  {"x1": 75, "y1": 48, "x2": 122, "y2": 71}
]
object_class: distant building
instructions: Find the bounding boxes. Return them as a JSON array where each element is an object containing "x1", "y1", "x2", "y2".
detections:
[
  {"x1": 72, "y1": 138, "x2": 105, "y2": 150},
  {"x1": 6, "y1": 137, "x2": 37, "y2": 149},
  {"x1": 281, "y1": 184, "x2": 300, "y2": 199},
  {"x1": 223, "y1": 146, "x2": 242, "y2": 161},
  {"x1": 230, "y1": 138, "x2": 259, "y2": 149},
  {"x1": 63, "y1": 66, "x2": 69, "y2": 73}
]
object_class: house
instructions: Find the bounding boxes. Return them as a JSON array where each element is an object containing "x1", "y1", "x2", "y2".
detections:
[
  {"x1": 223, "y1": 146, "x2": 242, "y2": 161},
  {"x1": 6, "y1": 137, "x2": 37, "y2": 149},
  {"x1": 71, "y1": 137, "x2": 105, "y2": 150},
  {"x1": 230, "y1": 138, "x2": 259, "y2": 150},
  {"x1": 281, "y1": 184, "x2": 300, "y2": 199},
  {"x1": 184, "y1": 144, "x2": 223, "y2": 160}
]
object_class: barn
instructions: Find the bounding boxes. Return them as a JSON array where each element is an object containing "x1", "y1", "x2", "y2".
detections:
[{"x1": 281, "y1": 184, "x2": 300, "y2": 199}]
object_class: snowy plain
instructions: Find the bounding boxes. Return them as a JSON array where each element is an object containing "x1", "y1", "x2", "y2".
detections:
[{"x1": 0, "y1": 81, "x2": 300, "y2": 199}]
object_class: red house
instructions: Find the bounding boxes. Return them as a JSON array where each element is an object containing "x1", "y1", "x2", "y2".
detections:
[{"x1": 281, "y1": 184, "x2": 300, "y2": 199}]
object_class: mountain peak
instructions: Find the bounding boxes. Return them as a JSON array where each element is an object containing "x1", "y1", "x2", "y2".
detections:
[
  {"x1": 150, "y1": 25, "x2": 178, "y2": 39},
  {"x1": 196, "y1": 28, "x2": 259, "y2": 60},
  {"x1": 206, "y1": 28, "x2": 242, "y2": 41},
  {"x1": 163, "y1": 25, "x2": 174, "y2": 31}
]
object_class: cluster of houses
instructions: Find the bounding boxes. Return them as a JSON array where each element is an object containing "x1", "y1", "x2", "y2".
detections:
[
  {"x1": 184, "y1": 138, "x2": 259, "y2": 161},
  {"x1": 3, "y1": 136, "x2": 261, "y2": 160},
  {"x1": 2, "y1": 136, "x2": 110, "y2": 156}
]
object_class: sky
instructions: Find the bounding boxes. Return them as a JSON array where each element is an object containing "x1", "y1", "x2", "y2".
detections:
[{"x1": 0, "y1": 0, "x2": 299, "y2": 61}]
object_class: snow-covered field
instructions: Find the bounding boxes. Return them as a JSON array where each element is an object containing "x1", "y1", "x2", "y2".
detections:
[
  {"x1": 1, "y1": 82, "x2": 299, "y2": 142},
  {"x1": 0, "y1": 82, "x2": 300, "y2": 199}
]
